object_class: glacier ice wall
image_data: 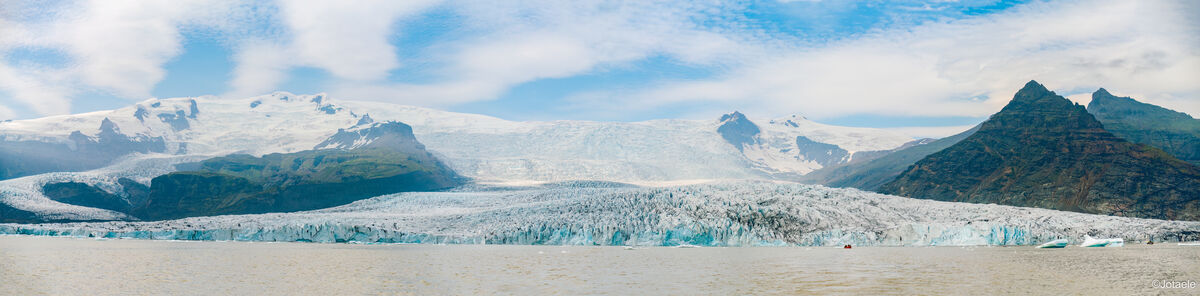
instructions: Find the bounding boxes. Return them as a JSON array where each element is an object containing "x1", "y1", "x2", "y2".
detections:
[{"x1": 3, "y1": 181, "x2": 1199, "y2": 246}]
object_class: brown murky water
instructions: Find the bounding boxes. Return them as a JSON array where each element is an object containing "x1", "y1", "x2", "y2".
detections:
[{"x1": 1, "y1": 235, "x2": 1197, "y2": 295}]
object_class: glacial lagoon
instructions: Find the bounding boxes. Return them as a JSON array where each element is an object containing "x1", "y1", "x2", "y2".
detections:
[{"x1": 2, "y1": 235, "x2": 1197, "y2": 295}]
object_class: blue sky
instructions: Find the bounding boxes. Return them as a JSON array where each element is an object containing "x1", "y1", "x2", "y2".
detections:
[{"x1": 1, "y1": 0, "x2": 1197, "y2": 137}]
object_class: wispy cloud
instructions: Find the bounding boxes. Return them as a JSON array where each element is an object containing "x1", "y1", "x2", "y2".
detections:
[
  {"x1": 0, "y1": 0, "x2": 257, "y2": 114},
  {"x1": 0, "y1": 101, "x2": 16, "y2": 120},
  {"x1": 0, "y1": 0, "x2": 1196, "y2": 123},
  {"x1": 576, "y1": 0, "x2": 1200, "y2": 120},
  {"x1": 226, "y1": 0, "x2": 441, "y2": 97},
  {"x1": 327, "y1": 0, "x2": 760, "y2": 106}
]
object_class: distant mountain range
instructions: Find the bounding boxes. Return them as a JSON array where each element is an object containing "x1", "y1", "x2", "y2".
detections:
[
  {"x1": 1088, "y1": 88, "x2": 1200, "y2": 165},
  {"x1": 0, "y1": 92, "x2": 912, "y2": 223},
  {"x1": 799, "y1": 126, "x2": 976, "y2": 191},
  {"x1": 804, "y1": 85, "x2": 1200, "y2": 198},
  {"x1": 40, "y1": 121, "x2": 462, "y2": 221},
  {"x1": 1, "y1": 81, "x2": 1197, "y2": 223},
  {"x1": 878, "y1": 81, "x2": 1200, "y2": 220}
]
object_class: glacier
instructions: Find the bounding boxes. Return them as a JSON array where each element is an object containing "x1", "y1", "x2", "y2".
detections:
[
  {"x1": 4, "y1": 181, "x2": 1198, "y2": 247},
  {"x1": 0, "y1": 153, "x2": 212, "y2": 221},
  {"x1": 0, "y1": 92, "x2": 915, "y2": 184}
]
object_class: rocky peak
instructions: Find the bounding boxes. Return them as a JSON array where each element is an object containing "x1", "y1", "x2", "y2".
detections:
[
  {"x1": 990, "y1": 80, "x2": 1102, "y2": 131},
  {"x1": 98, "y1": 118, "x2": 120, "y2": 136},
  {"x1": 315, "y1": 121, "x2": 424, "y2": 152},
  {"x1": 1087, "y1": 88, "x2": 1137, "y2": 110},
  {"x1": 880, "y1": 81, "x2": 1200, "y2": 220},
  {"x1": 716, "y1": 111, "x2": 760, "y2": 151}
]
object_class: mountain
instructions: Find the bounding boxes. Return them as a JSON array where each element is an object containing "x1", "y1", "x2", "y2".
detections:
[
  {"x1": 0, "y1": 92, "x2": 914, "y2": 222},
  {"x1": 1087, "y1": 89, "x2": 1200, "y2": 165},
  {"x1": 0, "y1": 117, "x2": 167, "y2": 180},
  {"x1": 37, "y1": 121, "x2": 462, "y2": 221},
  {"x1": 879, "y1": 81, "x2": 1200, "y2": 221},
  {"x1": 0, "y1": 202, "x2": 39, "y2": 223},
  {"x1": 0, "y1": 93, "x2": 912, "y2": 184},
  {"x1": 800, "y1": 125, "x2": 979, "y2": 191},
  {"x1": 716, "y1": 112, "x2": 915, "y2": 176}
]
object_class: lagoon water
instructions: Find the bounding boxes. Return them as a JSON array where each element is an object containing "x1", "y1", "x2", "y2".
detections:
[{"x1": 1, "y1": 236, "x2": 1197, "y2": 295}]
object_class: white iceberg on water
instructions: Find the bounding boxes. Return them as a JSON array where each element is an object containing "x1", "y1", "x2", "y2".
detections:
[
  {"x1": 1036, "y1": 239, "x2": 1069, "y2": 248},
  {"x1": 1079, "y1": 235, "x2": 1123, "y2": 247}
]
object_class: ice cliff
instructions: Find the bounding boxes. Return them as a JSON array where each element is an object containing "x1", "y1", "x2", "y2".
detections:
[{"x1": 4, "y1": 181, "x2": 1197, "y2": 246}]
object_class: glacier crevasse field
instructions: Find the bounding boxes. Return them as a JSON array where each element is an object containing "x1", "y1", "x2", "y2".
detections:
[{"x1": 4, "y1": 181, "x2": 1198, "y2": 246}]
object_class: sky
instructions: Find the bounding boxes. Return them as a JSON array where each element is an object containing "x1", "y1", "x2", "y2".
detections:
[{"x1": 0, "y1": 0, "x2": 1197, "y2": 138}]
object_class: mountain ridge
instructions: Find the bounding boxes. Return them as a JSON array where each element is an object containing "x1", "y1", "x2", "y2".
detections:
[
  {"x1": 879, "y1": 80, "x2": 1200, "y2": 220},
  {"x1": 37, "y1": 120, "x2": 462, "y2": 221},
  {"x1": 1087, "y1": 88, "x2": 1200, "y2": 165}
]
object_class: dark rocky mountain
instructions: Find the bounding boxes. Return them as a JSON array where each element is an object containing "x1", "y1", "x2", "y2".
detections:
[
  {"x1": 0, "y1": 118, "x2": 167, "y2": 180},
  {"x1": 0, "y1": 202, "x2": 39, "y2": 223},
  {"x1": 800, "y1": 125, "x2": 979, "y2": 191},
  {"x1": 716, "y1": 111, "x2": 760, "y2": 151},
  {"x1": 1087, "y1": 89, "x2": 1200, "y2": 165},
  {"x1": 794, "y1": 136, "x2": 849, "y2": 167},
  {"x1": 40, "y1": 121, "x2": 463, "y2": 221},
  {"x1": 879, "y1": 81, "x2": 1200, "y2": 220}
]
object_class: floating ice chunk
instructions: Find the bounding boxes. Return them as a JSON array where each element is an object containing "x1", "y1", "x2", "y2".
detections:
[
  {"x1": 1036, "y1": 239, "x2": 1069, "y2": 248},
  {"x1": 1079, "y1": 235, "x2": 1123, "y2": 247}
]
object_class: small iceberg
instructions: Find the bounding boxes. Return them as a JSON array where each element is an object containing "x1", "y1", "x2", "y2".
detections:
[
  {"x1": 1179, "y1": 242, "x2": 1200, "y2": 246},
  {"x1": 1079, "y1": 235, "x2": 1123, "y2": 247},
  {"x1": 1036, "y1": 239, "x2": 1069, "y2": 248},
  {"x1": 673, "y1": 244, "x2": 699, "y2": 248}
]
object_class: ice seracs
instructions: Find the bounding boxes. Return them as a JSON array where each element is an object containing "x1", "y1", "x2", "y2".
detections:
[{"x1": 3, "y1": 181, "x2": 1197, "y2": 246}]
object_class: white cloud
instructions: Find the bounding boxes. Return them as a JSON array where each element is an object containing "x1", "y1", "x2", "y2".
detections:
[
  {"x1": 225, "y1": 0, "x2": 441, "y2": 97},
  {"x1": 1, "y1": 0, "x2": 1196, "y2": 124},
  {"x1": 0, "y1": 104, "x2": 14, "y2": 120},
  {"x1": 325, "y1": 0, "x2": 760, "y2": 106},
  {"x1": 228, "y1": 42, "x2": 293, "y2": 98},
  {"x1": 0, "y1": 0, "x2": 252, "y2": 116},
  {"x1": 278, "y1": 0, "x2": 439, "y2": 80},
  {"x1": 592, "y1": 0, "x2": 1200, "y2": 120},
  {"x1": 55, "y1": 1, "x2": 190, "y2": 97},
  {"x1": 0, "y1": 63, "x2": 74, "y2": 115}
]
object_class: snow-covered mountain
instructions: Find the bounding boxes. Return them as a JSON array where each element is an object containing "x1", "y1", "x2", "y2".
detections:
[
  {"x1": 2, "y1": 93, "x2": 1191, "y2": 246},
  {"x1": 717, "y1": 112, "x2": 916, "y2": 175},
  {"x1": 0, "y1": 92, "x2": 913, "y2": 183},
  {"x1": 0, "y1": 92, "x2": 920, "y2": 222}
]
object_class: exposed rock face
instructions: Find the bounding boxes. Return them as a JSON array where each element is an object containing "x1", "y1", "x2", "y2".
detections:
[
  {"x1": 314, "y1": 121, "x2": 426, "y2": 153},
  {"x1": 0, "y1": 202, "x2": 39, "y2": 223},
  {"x1": 716, "y1": 111, "x2": 760, "y2": 151},
  {"x1": 1087, "y1": 88, "x2": 1200, "y2": 165},
  {"x1": 134, "y1": 121, "x2": 458, "y2": 220},
  {"x1": 794, "y1": 136, "x2": 849, "y2": 167},
  {"x1": 880, "y1": 81, "x2": 1200, "y2": 221}
]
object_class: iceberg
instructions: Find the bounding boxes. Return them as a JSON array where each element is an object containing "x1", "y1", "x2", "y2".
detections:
[
  {"x1": 1036, "y1": 239, "x2": 1069, "y2": 248},
  {"x1": 1079, "y1": 235, "x2": 1124, "y2": 247}
]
